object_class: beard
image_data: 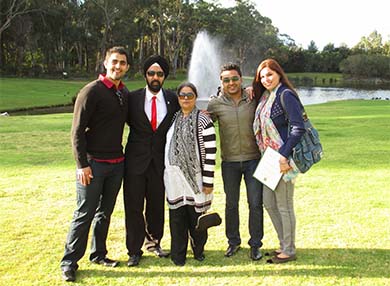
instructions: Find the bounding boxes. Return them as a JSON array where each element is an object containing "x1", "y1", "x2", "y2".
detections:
[{"x1": 147, "y1": 80, "x2": 162, "y2": 93}]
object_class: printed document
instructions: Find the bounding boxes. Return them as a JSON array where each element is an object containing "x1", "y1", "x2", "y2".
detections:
[{"x1": 253, "y1": 147, "x2": 283, "y2": 191}]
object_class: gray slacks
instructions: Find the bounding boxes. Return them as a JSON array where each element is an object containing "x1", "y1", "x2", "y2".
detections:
[{"x1": 263, "y1": 180, "x2": 296, "y2": 256}]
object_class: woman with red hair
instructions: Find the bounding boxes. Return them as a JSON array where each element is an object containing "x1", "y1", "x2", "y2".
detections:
[{"x1": 252, "y1": 59, "x2": 305, "y2": 263}]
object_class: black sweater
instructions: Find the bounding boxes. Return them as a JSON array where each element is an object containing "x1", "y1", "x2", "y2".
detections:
[{"x1": 71, "y1": 79, "x2": 128, "y2": 168}]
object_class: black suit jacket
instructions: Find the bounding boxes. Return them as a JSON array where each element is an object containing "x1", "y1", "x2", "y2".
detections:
[{"x1": 125, "y1": 88, "x2": 179, "y2": 175}]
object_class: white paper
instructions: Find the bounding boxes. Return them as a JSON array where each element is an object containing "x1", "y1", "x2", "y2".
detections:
[{"x1": 253, "y1": 147, "x2": 283, "y2": 191}]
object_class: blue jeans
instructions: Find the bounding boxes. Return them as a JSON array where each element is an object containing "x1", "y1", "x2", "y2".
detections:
[
  {"x1": 60, "y1": 160, "x2": 123, "y2": 271},
  {"x1": 221, "y1": 159, "x2": 263, "y2": 248}
]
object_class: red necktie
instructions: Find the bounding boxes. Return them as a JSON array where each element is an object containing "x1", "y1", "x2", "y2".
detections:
[{"x1": 151, "y1": 96, "x2": 157, "y2": 131}]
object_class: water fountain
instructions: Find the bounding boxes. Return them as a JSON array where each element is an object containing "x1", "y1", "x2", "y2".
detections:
[
  {"x1": 188, "y1": 31, "x2": 222, "y2": 109},
  {"x1": 187, "y1": 31, "x2": 390, "y2": 107}
]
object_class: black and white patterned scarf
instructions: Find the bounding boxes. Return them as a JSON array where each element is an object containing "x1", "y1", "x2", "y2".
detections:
[{"x1": 168, "y1": 108, "x2": 201, "y2": 194}]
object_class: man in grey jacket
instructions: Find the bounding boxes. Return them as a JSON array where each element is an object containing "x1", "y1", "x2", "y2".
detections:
[{"x1": 207, "y1": 63, "x2": 263, "y2": 260}]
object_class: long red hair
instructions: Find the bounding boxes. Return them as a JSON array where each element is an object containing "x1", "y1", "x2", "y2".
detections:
[{"x1": 252, "y1": 58, "x2": 296, "y2": 99}]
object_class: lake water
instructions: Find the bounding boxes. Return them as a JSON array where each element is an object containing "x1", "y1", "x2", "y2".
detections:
[
  {"x1": 7, "y1": 86, "x2": 390, "y2": 116},
  {"x1": 297, "y1": 87, "x2": 390, "y2": 105},
  {"x1": 196, "y1": 87, "x2": 390, "y2": 109}
]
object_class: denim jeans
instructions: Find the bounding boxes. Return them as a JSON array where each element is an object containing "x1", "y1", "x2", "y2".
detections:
[
  {"x1": 60, "y1": 160, "x2": 123, "y2": 271},
  {"x1": 221, "y1": 159, "x2": 263, "y2": 248}
]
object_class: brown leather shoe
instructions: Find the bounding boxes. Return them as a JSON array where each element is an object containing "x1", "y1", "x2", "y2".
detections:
[
  {"x1": 264, "y1": 250, "x2": 282, "y2": 256},
  {"x1": 267, "y1": 254, "x2": 297, "y2": 264}
]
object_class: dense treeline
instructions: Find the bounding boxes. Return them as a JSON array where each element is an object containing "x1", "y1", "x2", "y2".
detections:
[{"x1": 1, "y1": 0, "x2": 390, "y2": 79}]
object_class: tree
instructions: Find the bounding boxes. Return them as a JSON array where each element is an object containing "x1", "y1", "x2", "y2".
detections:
[
  {"x1": 304, "y1": 41, "x2": 320, "y2": 72},
  {"x1": 383, "y1": 40, "x2": 390, "y2": 57},
  {"x1": 318, "y1": 43, "x2": 350, "y2": 73},
  {"x1": 90, "y1": 0, "x2": 123, "y2": 72},
  {"x1": 0, "y1": 0, "x2": 41, "y2": 34},
  {"x1": 307, "y1": 40, "x2": 318, "y2": 53},
  {"x1": 340, "y1": 54, "x2": 390, "y2": 79},
  {"x1": 0, "y1": 0, "x2": 42, "y2": 69},
  {"x1": 1, "y1": 0, "x2": 363, "y2": 78},
  {"x1": 353, "y1": 30, "x2": 383, "y2": 55},
  {"x1": 163, "y1": 0, "x2": 195, "y2": 77},
  {"x1": 218, "y1": 0, "x2": 278, "y2": 74}
]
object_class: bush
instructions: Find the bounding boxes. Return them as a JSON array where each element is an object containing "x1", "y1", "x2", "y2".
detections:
[
  {"x1": 340, "y1": 54, "x2": 390, "y2": 79},
  {"x1": 133, "y1": 72, "x2": 144, "y2": 80}
]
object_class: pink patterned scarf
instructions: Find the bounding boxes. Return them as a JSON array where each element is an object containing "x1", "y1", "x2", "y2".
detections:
[{"x1": 253, "y1": 86, "x2": 299, "y2": 182}]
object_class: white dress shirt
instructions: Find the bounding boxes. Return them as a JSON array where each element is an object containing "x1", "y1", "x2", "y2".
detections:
[{"x1": 144, "y1": 87, "x2": 168, "y2": 129}]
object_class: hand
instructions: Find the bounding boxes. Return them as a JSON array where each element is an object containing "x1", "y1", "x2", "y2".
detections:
[
  {"x1": 200, "y1": 109, "x2": 211, "y2": 117},
  {"x1": 245, "y1": 86, "x2": 255, "y2": 101},
  {"x1": 202, "y1": 186, "x2": 213, "y2": 194},
  {"x1": 279, "y1": 156, "x2": 292, "y2": 174},
  {"x1": 76, "y1": 166, "x2": 93, "y2": 186}
]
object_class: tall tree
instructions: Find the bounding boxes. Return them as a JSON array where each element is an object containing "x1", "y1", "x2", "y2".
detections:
[
  {"x1": 0, "y1": 0, "x2": 41, "y2": 34},
  {"x1": 90, "y1": 0, "x2": 121, "y2": 72},
  {"x1": 0, "y1": 0, "x2": 42, "y2": 69},
  {"x1": 354, "y1": 30, "x2": 383, "y2": 55}
]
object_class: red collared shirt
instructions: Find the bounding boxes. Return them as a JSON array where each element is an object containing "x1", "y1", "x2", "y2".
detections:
[{"x1": 99, "y1": 74, "x2": 125, "y2": 90}]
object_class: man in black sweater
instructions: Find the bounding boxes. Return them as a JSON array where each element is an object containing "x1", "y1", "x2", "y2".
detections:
[{"x1": 60, "y1": 47, "x2": 129, "y2": 282}]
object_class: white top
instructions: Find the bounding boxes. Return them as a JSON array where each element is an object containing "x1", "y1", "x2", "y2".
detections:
[
  {"x1": 144, "y1": 87, "x2": 167, "y2": 129},
  {"x1": 164, "y1": 112, "x2": 216, "y2": 213}
]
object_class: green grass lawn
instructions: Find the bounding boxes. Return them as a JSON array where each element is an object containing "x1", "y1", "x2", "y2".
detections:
[
  {"x1": 0, "y1": 100, "x2": 389, "y2": 285},
  {"x1": 0, "y1": 75, "x2": 343, "y2": 112},
  {"x1": 0, "y1": 77, "x2": 185, "y2": 111}
]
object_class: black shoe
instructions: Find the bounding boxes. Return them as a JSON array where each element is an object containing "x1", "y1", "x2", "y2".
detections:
[
  {"x1": 150, "y1": 245, "x2": 170, "y2": 258},
  {"x1": 92, "y1": 257, "x2": 119, "y2": 267},
  {"x1": 224, "y1": 245, "x2": 241, "y2": 257},
  {"x1": 62, "y1": 269, "x2": 76, "y2": 282},
  {"x1": 194, "y1": 253, "x2": 205, "y2": 262},
  {"x1": 127, "y1": 254, "x2": 142, "y2": 267},
  {"x1": 250, "y1": 247, "x2": 263, "y2": 261},
  {"x1": 172, "y1": 259, "x2": 185, "y2": 266}
]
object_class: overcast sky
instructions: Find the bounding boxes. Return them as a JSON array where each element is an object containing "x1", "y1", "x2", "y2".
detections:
[{"x1": 213, "y1": 0, "x2": 390, "y2": 50}]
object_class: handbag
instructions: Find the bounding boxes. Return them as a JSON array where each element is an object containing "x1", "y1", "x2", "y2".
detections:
[
  {"x1": 280, "y1": 89, "x2": 323, "y2": 173},
  {"x1": 195, "y1": 212, "x2": 222, "y2": 231}
]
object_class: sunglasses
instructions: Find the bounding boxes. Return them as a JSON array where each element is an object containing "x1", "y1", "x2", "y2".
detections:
[
  {"x1": 178, "y1": 92, "x2": 196, "y2": 99},
  {"x1": 115, "y1": 90, "x2": 124, "y2": 106},
  {"x1": 147, "y1": 70, "x2": 164, "y2": 77},
  {"x1": 222, "y1": 76, "x2": 240, "y2": 83}
]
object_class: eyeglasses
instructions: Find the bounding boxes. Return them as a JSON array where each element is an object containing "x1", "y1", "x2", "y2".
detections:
[
  {"x1": 222, "y1": 76, "x2": 240, "y2": 83},
  {"x1": 147, "y1": 70, "x2": 164, "y2": 77},
  {"x1": 178, "y1": 92, "x2": 196, "y2": 99},
  {"x1": 115, "y1": 90, "x2": 124, "y2": 106}
]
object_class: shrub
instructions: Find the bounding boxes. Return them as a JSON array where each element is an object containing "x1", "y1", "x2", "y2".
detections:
[{"x1": 340, "y1": 54, "x2": 390, "y2": 79}]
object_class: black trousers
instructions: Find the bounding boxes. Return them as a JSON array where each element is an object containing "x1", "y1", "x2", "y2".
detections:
[
  {"x1": 61, "y1": 160, "x2": 123, "y2": 271},
  {"x1": 169, "y1": 205, "x2": 208, "y2": 264},
  {"x1": 123, "y1": 162, "x2": 165, "y2": 256}
]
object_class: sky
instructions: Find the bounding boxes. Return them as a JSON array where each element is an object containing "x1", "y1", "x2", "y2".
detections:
[{"x1": 214, "y1": 0, "x2": 390, "y2": 50}]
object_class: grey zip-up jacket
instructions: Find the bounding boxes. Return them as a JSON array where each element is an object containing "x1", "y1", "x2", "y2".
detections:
[{"x1": 207, "y1": 89, "x2": 260, "y2": 162}]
